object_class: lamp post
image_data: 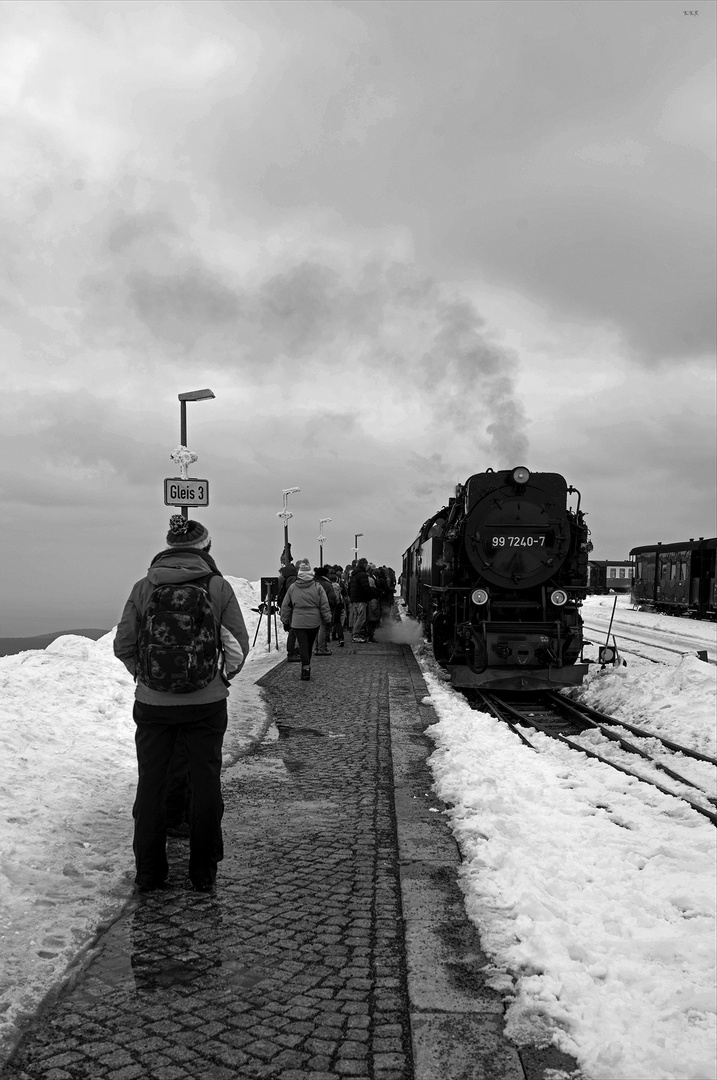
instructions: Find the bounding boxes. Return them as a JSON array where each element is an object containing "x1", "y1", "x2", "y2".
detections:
[
  {"x1": 177, "y1": 389, "x2": 215, "y2": 519},
  {"x1": 354, "y1": 533, "x2": 363, "y2": 562},
  {"x1": 278, "y1": 487, "x2": 300, "y2": 565},
  {"x1": 318, "y1": 518, "x2": 332, "y2": 566}
]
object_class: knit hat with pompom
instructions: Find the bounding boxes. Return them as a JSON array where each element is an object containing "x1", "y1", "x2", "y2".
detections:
[
  {"x1": 295, "y1": 558, "x2": 314, "y2": 578},
  {"x1": 166, "y1": 515, "x2": 211, "y2": 549}
]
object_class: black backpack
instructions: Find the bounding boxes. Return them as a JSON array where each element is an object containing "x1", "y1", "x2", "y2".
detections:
[{"x1": 137, "y1": 575, "x2": 220, "y2": 693}]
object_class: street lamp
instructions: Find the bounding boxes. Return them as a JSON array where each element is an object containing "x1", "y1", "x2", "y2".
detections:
[
  {"x1": 278, "y1": 487, "x2": 300, "y2": 565},
  {"x1": 318, "y1": 518, "x2": 332, "y2": 566},
  {"x1": 177, "y1": 388, "x2": 215, "y2": 519},
  {"x1": 354, "y1": 533, "x2": 363, "y2": 562}
]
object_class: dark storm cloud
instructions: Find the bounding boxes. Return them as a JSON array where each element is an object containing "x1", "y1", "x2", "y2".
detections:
[
  {"x1": 90, "y1": 218, "x2": 529, "y2": 461},
  {"x1": 228, "y1": 0, "x2": 715, "y2": 363},
  {"x1": 127, "y1": 266, "x2": 243, "y2": 346}
]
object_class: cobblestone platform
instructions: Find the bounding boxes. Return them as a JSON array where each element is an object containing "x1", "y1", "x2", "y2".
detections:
[{"x1": 0, "y1": 639, "x2": 576, "y2": 1080}]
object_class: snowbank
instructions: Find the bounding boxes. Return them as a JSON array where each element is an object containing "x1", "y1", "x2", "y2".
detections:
[{"x1": 0, "y1": 578, "x2": 285, "y2": 1058}]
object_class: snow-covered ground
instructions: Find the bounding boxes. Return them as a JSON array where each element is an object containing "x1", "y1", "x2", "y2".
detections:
[{"x1": 1, "y1": 590, "x2": 715, "y2": 1079}]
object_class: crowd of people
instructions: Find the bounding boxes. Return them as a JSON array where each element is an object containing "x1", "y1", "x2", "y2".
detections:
[{"x1": 277, "y1": 553, "x2": 397, "y2": 681}]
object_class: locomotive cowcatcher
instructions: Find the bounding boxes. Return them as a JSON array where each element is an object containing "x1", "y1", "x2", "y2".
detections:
[{"x1": 401, "y1": 467, "x2": 591, "y2": 690}]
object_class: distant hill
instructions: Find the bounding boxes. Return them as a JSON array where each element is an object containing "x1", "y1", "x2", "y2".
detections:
[{"x1": 0, "y1": 629, "x2": 109, "y2": 658}]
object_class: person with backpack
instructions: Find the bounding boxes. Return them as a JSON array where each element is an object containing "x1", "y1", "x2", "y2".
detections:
[
  {"x1": 114, "y1": 515, "x2": 249, "y2": 894},
  {"x1": 280, "y1": 558, "x2": 331, "y2": 681}
]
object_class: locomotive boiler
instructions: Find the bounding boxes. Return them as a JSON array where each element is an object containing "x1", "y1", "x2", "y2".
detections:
[{"x1": 401, "y1": 466, "x2": 591, "y2": 689}]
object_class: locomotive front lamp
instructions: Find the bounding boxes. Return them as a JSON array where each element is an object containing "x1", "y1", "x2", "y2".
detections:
[
  {"x1": 471, "y1": 588, "x2": 489, "y2": 605},
  {"x1": 550, "y1": 589, "x2": 568, "y2": 606},
  {"x1": 511, "y1": 466, "x2": 531, "y2": 485}
]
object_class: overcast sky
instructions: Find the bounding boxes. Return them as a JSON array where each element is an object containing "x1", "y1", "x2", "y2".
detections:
[{"x1": 1, "y1": 0, "x2": 715, "y2": 635}]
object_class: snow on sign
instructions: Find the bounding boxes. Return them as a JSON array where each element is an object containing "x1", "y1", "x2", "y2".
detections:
[{"x1": 164, "y1": 477, "x2": 209, "y2": 507}]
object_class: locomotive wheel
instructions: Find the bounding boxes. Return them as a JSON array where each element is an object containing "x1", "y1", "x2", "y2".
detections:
[{"x1": 431, "y1": 613, "x2": 452, "y2": 664}]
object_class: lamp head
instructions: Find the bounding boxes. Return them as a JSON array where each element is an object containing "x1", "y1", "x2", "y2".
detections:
[{"x1": 178, "y1": 389, "x2": 215, "y2": 401}]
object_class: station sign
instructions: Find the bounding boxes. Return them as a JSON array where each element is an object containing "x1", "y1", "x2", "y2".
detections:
[{"x1": 164, "y1": 478, "x2": 209, "y2": 507}]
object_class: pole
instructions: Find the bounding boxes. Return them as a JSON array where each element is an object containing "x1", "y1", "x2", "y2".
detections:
[
  {"x1": 278, "y1": 488, "x2": 300, "y2": 567},
  {"x1": 604, "y1": 594, "x2": 618, "y2": 651},
  {"x1": 180, "y1": 400, "x2": 188, "y2": 519},
  {"x1": 266, "y1": 581, "x2": 272, "y2": 649},
  {"x1": 318, "y1": 518, "x2": 331, "y2": 568}
]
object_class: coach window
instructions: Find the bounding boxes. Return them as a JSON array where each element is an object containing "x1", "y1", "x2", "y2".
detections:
[
  {"x1": 609, "y1": 567, "x2": 616, "y2": 578},
  {"x1": 619, "y1": 568, "x2": 625, "y2": 578}
]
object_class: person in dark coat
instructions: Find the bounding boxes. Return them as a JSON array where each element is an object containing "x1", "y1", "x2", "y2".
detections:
[
  {"x1": 365, "y1": 564, "x2": 381, "y2": 642},
  {"x1": 348, "y1": 557, "x2": 378, "y2": 643},
  {"x1": 114, "y1": 516, "x2": 249, "y2": 893},
  {"x1": 328, "y1": 567, "x2": 346, "y2": 646},
  {"x1": 314, "y1": 566, "x2": 338, "y2": 655},
  {"x1": 277, "y1": 550, "x2": 300, "y2": 662}
]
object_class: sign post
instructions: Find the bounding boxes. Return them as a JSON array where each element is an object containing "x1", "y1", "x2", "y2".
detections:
[{"x1": 176, "y1": 389, "x2": 215, "y2": 519}]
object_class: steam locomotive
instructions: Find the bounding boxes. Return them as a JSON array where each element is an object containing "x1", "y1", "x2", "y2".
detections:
[{"x1": 401, "y1": 466, "x2": 591, "y2": 689}]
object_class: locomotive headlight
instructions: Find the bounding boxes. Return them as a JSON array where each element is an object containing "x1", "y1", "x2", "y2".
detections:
[
  {"x1": 550, "y1": 589, "x2": 568, "y2": 606},
  {"x1": 512, "y1": 466, "x2": 531, "y2": 485},
  {"x1": 471, "y1": 588, "x2": 489, "y2": 606}
]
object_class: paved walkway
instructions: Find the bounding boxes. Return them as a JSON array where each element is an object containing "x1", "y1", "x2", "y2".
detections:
[{"x1": 1, "y1": 640, "x2": 580, "y2": 1080}]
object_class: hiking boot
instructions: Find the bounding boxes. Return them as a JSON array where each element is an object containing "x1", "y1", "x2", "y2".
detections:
[
  {"x1": 300, "y1": 666, "x2": 311, "y2": 680},
  {"x1": 338, "y1": 639, "x2": 345, "y2": 647},
  {"x1": 135, "y1": 876, "x2": 169, "y2": 893},
  {"x1": 352, "y1": 637, "x2": 367, "y2": 643},
  {"x1": 166, "y1": 822, "x2": 190, "y2": 839},
  {"x1": 190, "y1": 874, "x2": 216, "y2": 893},
  {"x1": 316, "y1": 648, "x2": 332, "y2": 656},
  {"x1": 287, "y1": 653, "x2": 301, "y2": 663}
]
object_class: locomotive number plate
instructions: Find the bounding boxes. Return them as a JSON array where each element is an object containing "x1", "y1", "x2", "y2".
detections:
[{"x1": 487, "y1": 531, "x2": 547, "y2": 548}]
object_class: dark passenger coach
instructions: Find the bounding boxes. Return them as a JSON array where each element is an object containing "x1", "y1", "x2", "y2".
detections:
[{"x1": 630, "y1": 538, "x2": 716, "y2": 620}]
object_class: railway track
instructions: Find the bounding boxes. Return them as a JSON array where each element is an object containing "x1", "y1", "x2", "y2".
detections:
[{"x1": 471, "y1": 689, "x2": 717, "y2": 826}]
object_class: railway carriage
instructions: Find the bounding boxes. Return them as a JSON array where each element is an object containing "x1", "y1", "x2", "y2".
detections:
[
  {"x1": 402, "y1": 466, "x2": 591, "y2": 689},
  {"x1": 588, "y1": 560, "x2": 634, "y2": 594},
  {"x1": 630, "y1": 538, "x2": 716, "y2": 620}
]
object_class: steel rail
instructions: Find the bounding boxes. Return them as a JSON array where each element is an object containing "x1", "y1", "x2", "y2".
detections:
[
  {"x1": 556, "y1": 734, "x2": 717, "y2": 826},
  {"x1": 547, "y1": 693, "x2": 717, "y2": 766},
  {"x1": 551, "y1": 697, "x2": 717, "y2": 806},
  {"x1": 474, "y1": 691, "x2": 536, "y2": 748}
]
